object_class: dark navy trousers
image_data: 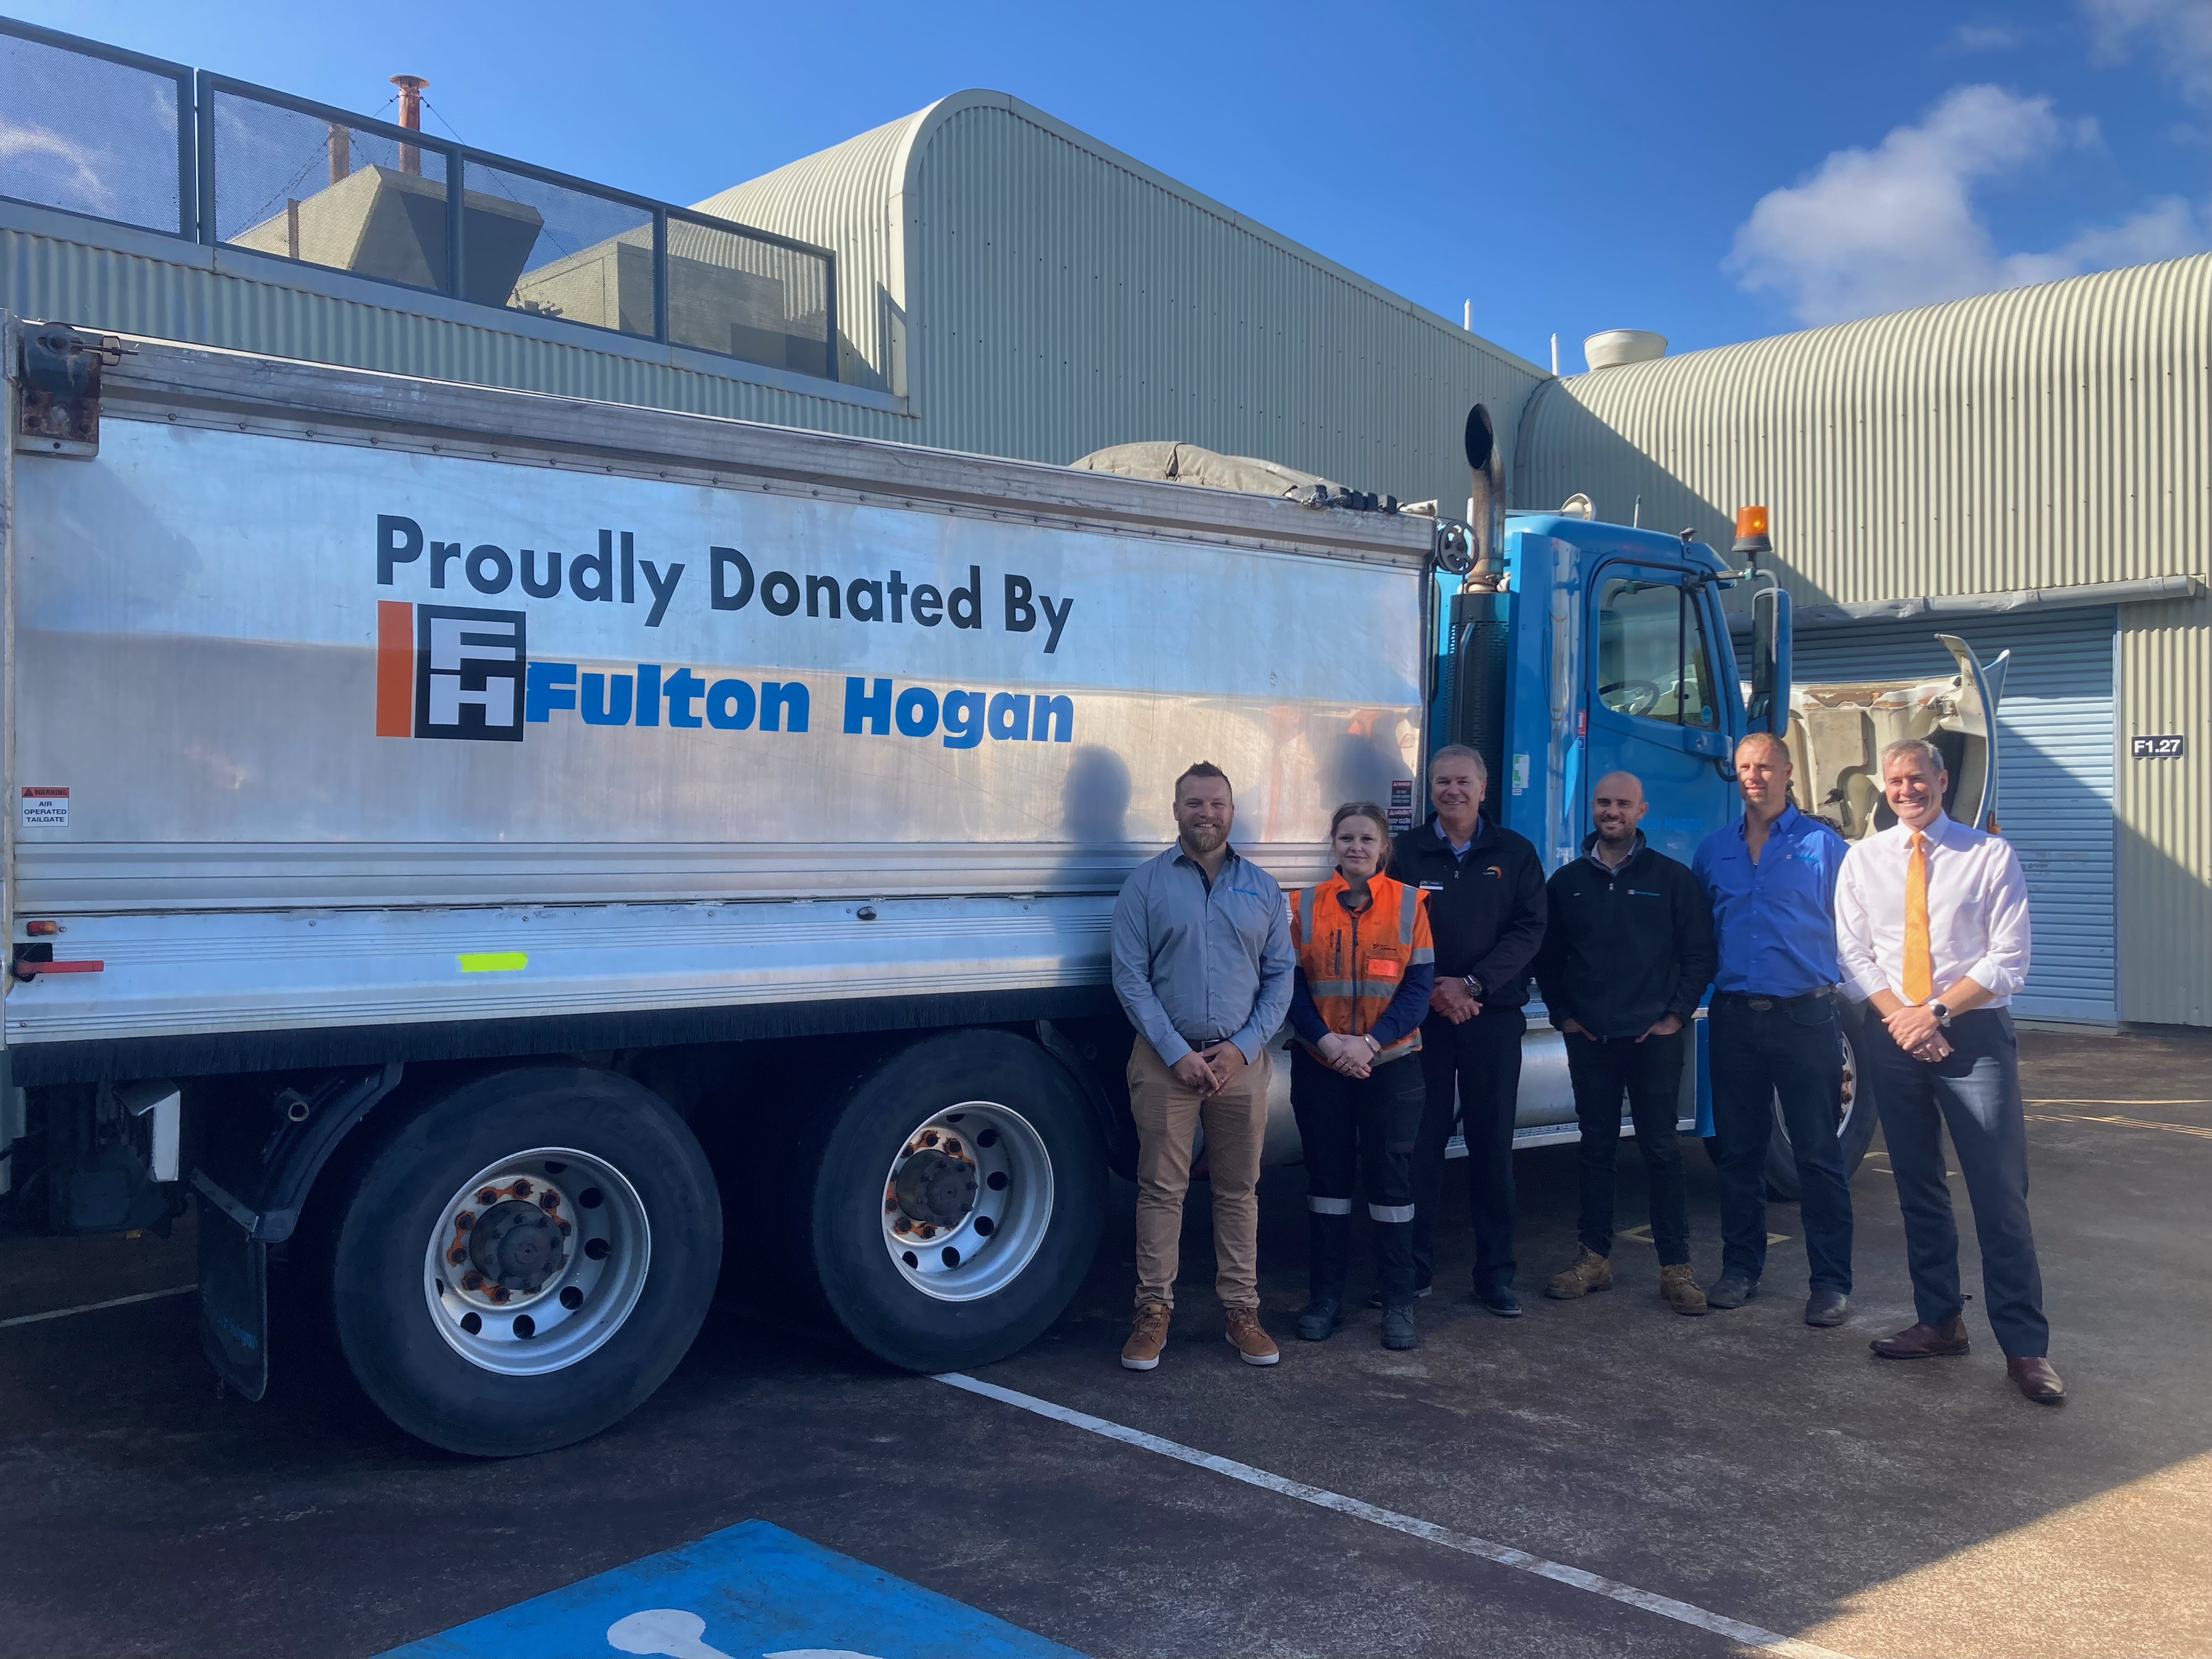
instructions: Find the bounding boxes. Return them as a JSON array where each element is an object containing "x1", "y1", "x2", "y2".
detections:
[
  {"x1": 1412, "y1": 1005, "x2": 1527, "y2": 1291},
  {"x1": 1708, "y1": 993, "x2": 1854, "y2": 1294},
  {"x1": 1863, "y1": 1007, "x2": 2049, "y2": 1359}
]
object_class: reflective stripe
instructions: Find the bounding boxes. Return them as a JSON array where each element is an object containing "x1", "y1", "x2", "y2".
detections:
[
  {"x1": 1367, "y1": 1203, "x2": 1416, "y2": 1224},
  {"x1": 1306, "y1": 979, "x2": 1363, "y2": 998},
  {"x1": 1409, "y1": 946, "x2": 1434, "y2": 965},
  {"x1": 1296, "y1": 887, "x2": 1315, "y2": 941},
  {"x1": 1307, "y1": 1195, "x2": 1353, "y2": 1215},
  {"x1": 1399, "y1": 896, "x2": 1418, "y2": 944}
]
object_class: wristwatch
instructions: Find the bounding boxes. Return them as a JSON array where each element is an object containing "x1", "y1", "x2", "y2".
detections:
[
  {"x1": 1363, "y1": 1033, "x2": 1381, "y2": 1054},
  {"x1": 1928, "y1": 1001, "x2": 1953, "y2": 1026},
  {"x1": 1462, "y1": 975, "x2": 1483, "y2": 998}
]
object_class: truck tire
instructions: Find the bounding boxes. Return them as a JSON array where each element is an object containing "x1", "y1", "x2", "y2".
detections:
[
  {"x1": 327, "y1": 1067, "x2": 720, "y2": 1457},
  {"x1": 807, "y1": 1031, "x2": 1105, "y2": 1373},
  {"x1": 1764, "y1": 1008, "x2": 1881, "y2": 1200}
]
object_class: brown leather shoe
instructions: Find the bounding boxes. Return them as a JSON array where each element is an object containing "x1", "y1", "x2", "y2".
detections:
[
  {"x1": 1223, "y1": 1306, "x2": 1279, "y2": 1366},
  {"x1": 1659, "y1": 1262, "x2": 1709, "y2": 1316},
  {"x1": 1871, "y1": 1314, "x2": 1971, "y2": 1359},
  {"x1": 1546, "y1": 1246, "x2": 1613, "y2": 1300},
  {"x1": 1121, "y1": 1302, "x2": 1171, "y2": 1371},
  {"x1": 2008, "y1": 1356, "x2": 2066, "y2": 1404}
]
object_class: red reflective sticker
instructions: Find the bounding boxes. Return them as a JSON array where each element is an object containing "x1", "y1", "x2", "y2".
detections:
[{"x1": 1365, "y1": 958, "x2": 1401, "y2": 978}]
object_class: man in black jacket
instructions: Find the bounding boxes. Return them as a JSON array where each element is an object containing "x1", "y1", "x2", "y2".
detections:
[
  {"x1": 1386, "y1": 744, "x2": 1547, "y2": 1315},
  {"x1": 1534, "y1": 771, "x2": 1717, "y2": 1315}
]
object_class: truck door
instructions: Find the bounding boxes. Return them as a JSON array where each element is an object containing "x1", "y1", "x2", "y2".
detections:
[{"x1": 1584, "y1": 564, "x2": 1734, "y2": 863}]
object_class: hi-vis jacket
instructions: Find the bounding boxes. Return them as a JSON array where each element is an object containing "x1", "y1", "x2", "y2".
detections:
[{"x1": 1286, "y1": 871, "x2": 1437, "y2": 1064}]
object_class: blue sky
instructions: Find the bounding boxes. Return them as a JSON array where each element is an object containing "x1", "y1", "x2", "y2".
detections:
[{"x1": 17, "y1": 0, "x2": 2211, "y2": 368}]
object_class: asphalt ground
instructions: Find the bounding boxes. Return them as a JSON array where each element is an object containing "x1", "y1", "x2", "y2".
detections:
[{"x1": 1, "y1": 1025, "x2": 2207, "y2": 1659}]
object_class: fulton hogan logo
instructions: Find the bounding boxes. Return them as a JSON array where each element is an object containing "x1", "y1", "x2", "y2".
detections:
[{"x1": 377, "y1": 602, "x2": 526, "y2": 742}]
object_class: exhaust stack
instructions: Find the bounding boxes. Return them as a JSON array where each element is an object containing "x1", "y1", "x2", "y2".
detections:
[
  {"x1": 1463, "y1": 404, "x2": 1505, "y2": 592},
  {"x1": 391, "y1": 74, "x2": 427, "y2": 176}
]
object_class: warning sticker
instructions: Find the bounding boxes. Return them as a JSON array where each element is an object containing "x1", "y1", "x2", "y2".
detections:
[
  {"x1": 1389, "y1": 777, "x2": 1414, "y2": 833},
  {"x1": 19, "y1": 787, "x2": 67, "y2": 830}
]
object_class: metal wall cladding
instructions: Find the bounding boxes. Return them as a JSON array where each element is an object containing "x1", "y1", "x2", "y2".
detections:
[
  {"x1": 1516, "y1": 254, "x2": 2210, "y2": 602},
  {"x1": 904, "y1": 98, "x2": 1544, "y2": 504},
  {"x1": 0, "y1": 224, "x2": 901, "y2": 439},
  {"x1": 2117, "y1": 590, "x2": 2211, "y2": 1027},
  {"x1": 697, "y1": 92, "x2": 1548, "y2": 502},
  {"x1": 1518, "y1": 254, "x2": 2210, "y2": 1026}
]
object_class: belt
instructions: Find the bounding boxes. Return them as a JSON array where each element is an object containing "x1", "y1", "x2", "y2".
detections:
[{"x1": 1713, "y1": 986, "x2": 1834, "y2": 1013}]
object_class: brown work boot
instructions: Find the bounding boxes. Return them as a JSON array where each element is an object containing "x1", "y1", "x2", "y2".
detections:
[
  {"x1": 1871, "y1": 1314, "x2": 1971, "y2": 1359},
  {"x1": 1545, "y1": 1246, "x2": 1613, "y2": 1300},
  {"x1": 1121, "y1": 1301, "x2": 1171, "y2": 1371},
  {"x1": 1659, "y1": 1262, "x2": 1709, "y2": 1316},
  {"x1": 1223, "y1": 1306, "x2": 1280, "y2": 1366},
  {"x1": 2008, "y1": 1356, "x2": 2066, "y2": 1404}
]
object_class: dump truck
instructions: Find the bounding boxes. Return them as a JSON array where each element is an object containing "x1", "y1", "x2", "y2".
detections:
[{"x1": 0, "y1": 324, "x2": 2001, "y2": 1455}]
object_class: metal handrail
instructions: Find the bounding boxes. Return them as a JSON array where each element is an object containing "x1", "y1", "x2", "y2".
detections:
[
  {"x1": 0, "y1": 14, "x2": 196, "y2": 240},
  {"x1": 2, "y1": 16, "x2": 839, "y2": 380}
]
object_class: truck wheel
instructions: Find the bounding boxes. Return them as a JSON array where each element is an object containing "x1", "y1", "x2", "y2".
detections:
[
  {"x1": 1763, "y1": 1015, "x2": 1880, "y2": 1200},
  {"x1": 328, "y1": 1068, "x2": 720, "y2": 1457},
  {"x1": 808, "y1": 1031, "x2": 1104, "y2": 1373}
]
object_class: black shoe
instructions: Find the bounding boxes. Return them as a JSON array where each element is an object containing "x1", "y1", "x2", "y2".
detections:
[
  {"x1": 1804, "y1": 1289, "x2": 1849, "y2": 1328},
  {"x1": 1365, "y1": 1284, "x2": 1432, "y2": 1309},
  {"x1": 1472, "y1": 1280, "x2": 1522, "y2": 1318},
  {"x1": 1381, "y1": 1306, "x2": 1419, "y2": 1350},
  {"x1": 1706, "y1": 1274, "x2": 1759, "y2": 1310},
  {"x1": 1296, "y1": 1297, "x2": 1344, "y2": 1341}
]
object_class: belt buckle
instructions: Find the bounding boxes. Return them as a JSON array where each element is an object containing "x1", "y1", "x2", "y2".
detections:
[{"x1": 1747, "y1": 997, "x2": 1774, "y2": 1012}]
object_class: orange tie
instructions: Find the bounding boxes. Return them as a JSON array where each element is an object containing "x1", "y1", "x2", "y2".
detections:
[{"x1": 1903, "y1": 831, "x2": 1934, "y2": 1005}]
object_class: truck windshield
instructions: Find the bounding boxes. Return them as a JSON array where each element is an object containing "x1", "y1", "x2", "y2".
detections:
[{"x1": 1595, "y1": 575, "x2": 1718, "y2": 729}]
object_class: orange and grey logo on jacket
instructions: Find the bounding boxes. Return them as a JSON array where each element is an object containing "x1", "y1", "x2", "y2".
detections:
[{"x1": 1289, "y1": 872, "x2": 1435, "y2": 1063}]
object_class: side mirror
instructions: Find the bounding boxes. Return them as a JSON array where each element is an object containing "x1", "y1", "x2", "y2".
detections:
[{"x1": 1748, "y1": 585, "x2": 1791, "y2": 735}]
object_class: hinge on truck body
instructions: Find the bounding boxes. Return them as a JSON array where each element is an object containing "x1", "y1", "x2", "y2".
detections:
[{"x1": 15, "y1": 325, "x2": 126, "y2": 459}]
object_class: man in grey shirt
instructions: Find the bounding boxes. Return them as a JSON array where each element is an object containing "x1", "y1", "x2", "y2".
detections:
[{"x1": 1110, "y1": 761, "x2": 1295, "y2": 1372}]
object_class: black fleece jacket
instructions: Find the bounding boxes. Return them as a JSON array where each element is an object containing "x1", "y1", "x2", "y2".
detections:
[
  {"x1": 1533, "y1": 832, "x2": 1716, "y2": 1040},
  {"x1": 1386, "y1": 813, "x2": 1547, "y2": 1008}
]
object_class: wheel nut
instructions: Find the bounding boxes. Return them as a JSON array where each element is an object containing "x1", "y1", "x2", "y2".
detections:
[
  {"x1": 448, "y1": 1247, "x2": 467, "y2": 1265},
  {"x1": 513, "y1": 1180, "x2": 533, "y2": 1197},
  {"x1": 477, "y1": 1188, "x2": 498, "y2": 1205},
  {"x1": 490, "y1": 1286, "x2": 510, "y2": 1303},
  {"x1": 454, "y1": 1212, "x2": 475, "y2": 1231},
  {"x1": 461, "y1": 1273, "x2": 482, "y2": 1291}
]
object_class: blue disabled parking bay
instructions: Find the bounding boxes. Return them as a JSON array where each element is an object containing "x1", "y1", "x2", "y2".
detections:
[{"x1": 381, "y1": 1519, "x2": 1084, "y2": 1659}]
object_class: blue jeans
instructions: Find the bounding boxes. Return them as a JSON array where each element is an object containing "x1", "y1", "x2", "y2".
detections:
[
  {"x1": 1863, "y1": 1007, "x2": 2047, "y2": 1358},
  {"x1": 1708, "y1": 993, "x2": 1854, "y2": 1294}
]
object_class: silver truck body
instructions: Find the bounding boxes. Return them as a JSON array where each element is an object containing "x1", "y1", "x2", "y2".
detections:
[{"x1": 4, "y1": 334, "x2": 1434, "y2": 1064}]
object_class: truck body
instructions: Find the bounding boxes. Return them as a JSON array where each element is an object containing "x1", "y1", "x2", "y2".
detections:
[{"x1": 0, "y1": 324, "x2": 2000, "y2": 1454}]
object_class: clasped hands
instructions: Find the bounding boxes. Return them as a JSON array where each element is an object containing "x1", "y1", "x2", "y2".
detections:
[
  {"x1": 1313, "y1": 1031, "x2": 1375, "y2": 1079},
  {"x1": 1169, "y1": 1041, "x2": 1253, "y2": 1095},
  {"x1": 1884, "y1": 1002, "x2": 1953, "y2": 1063}
]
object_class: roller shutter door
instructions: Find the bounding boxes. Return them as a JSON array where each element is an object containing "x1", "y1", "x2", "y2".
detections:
[{"x1": 1790, "y1": 609, "x2": 2117, "y2": 1025}]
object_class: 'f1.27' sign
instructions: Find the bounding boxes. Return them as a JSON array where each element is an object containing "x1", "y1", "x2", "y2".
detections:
[{"x1": 2130, "y1": 734, "x2": 2186, "y2": 759}]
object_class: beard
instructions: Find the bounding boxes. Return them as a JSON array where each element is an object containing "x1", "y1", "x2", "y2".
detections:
[{"x1": 1179, "y1": 821, "x2": 1228, "y2": 854}]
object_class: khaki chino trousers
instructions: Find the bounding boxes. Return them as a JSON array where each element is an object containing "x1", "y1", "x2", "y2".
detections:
[{"x1": 1127, "y1": 1036, "x2": 1273, "y2": 1310}]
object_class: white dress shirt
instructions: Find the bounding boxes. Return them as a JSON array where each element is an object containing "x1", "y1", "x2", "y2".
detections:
[{"x1": 1835, "y1": 812, "x2": 2032, "y2": 1007}]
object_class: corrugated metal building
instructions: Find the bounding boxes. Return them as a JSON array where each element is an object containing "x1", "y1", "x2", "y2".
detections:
[
  {"x1": 1518, "y1": 256, "x2": 2211, "y2": 1026},
  {"x1": 6, "y1": 24, "x2": 2204, "y2": 1027},
  {"x1": 0, "y1": 53, "x2": 1545, "y2": 508}
]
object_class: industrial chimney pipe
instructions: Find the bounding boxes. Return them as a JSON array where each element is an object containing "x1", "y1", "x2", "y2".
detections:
[{"x1": 391, "y1": 75, "x2": 427, "y2": 176}]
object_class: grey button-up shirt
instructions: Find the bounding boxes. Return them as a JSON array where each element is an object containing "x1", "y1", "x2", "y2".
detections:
[{"x1": 1110, "y1": 843, "x2": 1295, "y2": 1065}]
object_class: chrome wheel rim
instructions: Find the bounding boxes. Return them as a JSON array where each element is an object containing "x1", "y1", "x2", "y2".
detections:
[
  {"x1": 878, "y1": 1102, "x2": 1053, "y2": 1302},
  {"x1": 421, "y1": 1147, "x2": 650, "y2": 1375}
]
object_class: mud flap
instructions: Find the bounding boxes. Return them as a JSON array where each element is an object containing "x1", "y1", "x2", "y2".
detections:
[{"x1": 195, "y1": 1187, "x2": 268, "y2": 1401}]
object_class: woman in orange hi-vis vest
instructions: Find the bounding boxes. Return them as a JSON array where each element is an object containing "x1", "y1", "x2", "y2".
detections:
[{"x1": 1286, "y1": 802, "x2": 1437, "y2": 1350}]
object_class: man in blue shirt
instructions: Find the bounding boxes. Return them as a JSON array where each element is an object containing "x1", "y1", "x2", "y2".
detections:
[{"x1": 1691, "y1": 731, "x2": 1854, "y2": 1327}]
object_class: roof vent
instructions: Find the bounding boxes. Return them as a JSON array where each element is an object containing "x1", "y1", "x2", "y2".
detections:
[{"x1": 1583, "y1": 330, "x2": 1666, "y2": 371}]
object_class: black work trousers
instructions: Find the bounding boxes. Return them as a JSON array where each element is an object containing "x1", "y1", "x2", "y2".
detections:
[
  {"x1": 1412, "y1": 1003, "x2": 1527, "y2": 1291},
  {"x1": 1708, "y1": 992, "x2": 1854, "y2": 1294},
  {"x1": 1291, "y1": 1047, "x2": 1425, "y2": 1308},
  {"x1": 1564, "y1": 1028, "x2": 1690, "y2": 1265},
  {"x1": 1864, "y1": 1008, "x2": 2048, "y2": 1358}
]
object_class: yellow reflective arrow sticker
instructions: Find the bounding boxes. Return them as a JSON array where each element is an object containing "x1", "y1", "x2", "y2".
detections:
[{"x1": 458, "y1": 951, "x2": 528, "y2": 973}]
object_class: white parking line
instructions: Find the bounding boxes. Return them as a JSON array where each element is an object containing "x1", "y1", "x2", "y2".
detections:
[
  {"x1": 936, "y1": 1370, "x2": 1850, "y2": 1659},
  {"x1": 0, "y1": 1285, "x2": 195, "y2": 1329}
]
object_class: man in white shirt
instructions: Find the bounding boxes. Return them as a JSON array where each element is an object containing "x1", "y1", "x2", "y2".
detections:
[{"x1": 1835, "y1": 738, "x2": 2061, "y2": 1404}]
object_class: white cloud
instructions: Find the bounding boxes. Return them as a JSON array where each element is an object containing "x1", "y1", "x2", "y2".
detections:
[
  {"x1": 2000, "y1": 196, "x2": 2207, "y2": 282},
  {"x1": 1950, "y1": 22, "x2": 2022, "y2": 51},
  {"x1": 2080, "y1": 0, "x2": 2212, "y2": 97},
  {"x1": 0, "y1": 120, "x2": 115, "y2": 217},
  {"x1": 1725, "y1": 85, "x2": 2207, "y2": 326}
]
